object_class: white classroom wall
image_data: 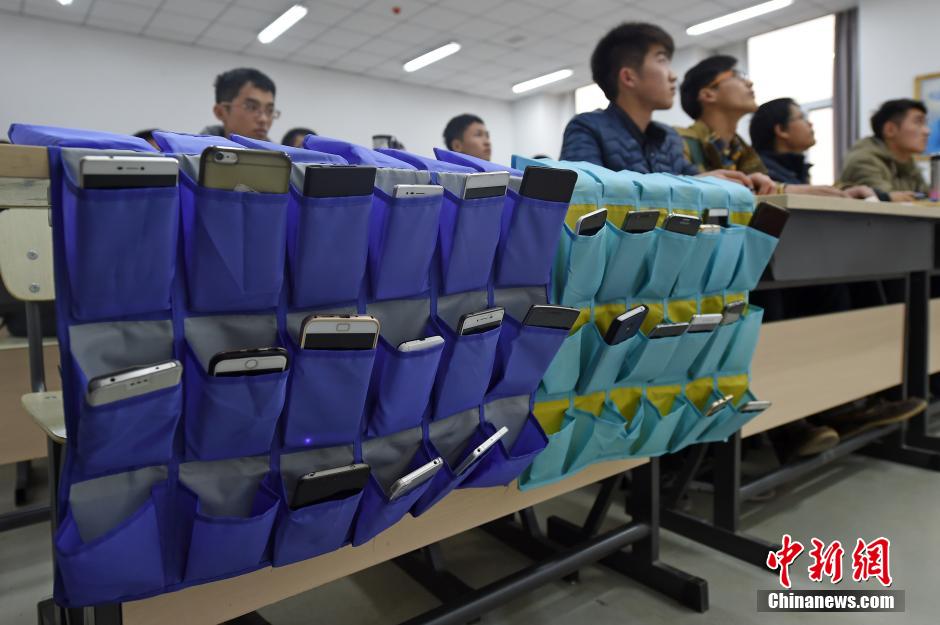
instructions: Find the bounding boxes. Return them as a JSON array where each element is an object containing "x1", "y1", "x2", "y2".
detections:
[
  {"x1": 857, "y1": 0, "x2": 940, "y2": 140},
  {"x1": 0, "y1": 12, "x2": 516, "y2": 164}
]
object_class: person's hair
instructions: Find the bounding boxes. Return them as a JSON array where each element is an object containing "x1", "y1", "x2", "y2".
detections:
[
  {"x1": 590, "y1": 22, "x2": 674, "y2": 102},
  {"x1": 749, "y1": 98, "x2": 797, "y2": 152},
  {"x1": 214, "y1": 68, "x2": 276, "y2": 103},
  {"x1": 680, "y1": 55, "x2": 737, "y2": 120},
  {"x1": 443, "y1": 114, "x2": 484, "y2": 149},
  {"x1": 133, "y1": 129, "x2": 158, "y2": 143},
  {"x1": 870, "y1": 99, "x2": 927, "y2": 139},
  {"x1": 281, "y1": 127, "x2": 316, "y2": 146}
]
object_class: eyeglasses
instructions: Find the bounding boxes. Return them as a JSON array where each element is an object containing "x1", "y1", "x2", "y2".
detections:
[
  {"x1": 706, "y1": 69, "x2": 750, "y2": 90},
  {"x1": 221, "y1": 100, "x2": 281, "y2": 120}
]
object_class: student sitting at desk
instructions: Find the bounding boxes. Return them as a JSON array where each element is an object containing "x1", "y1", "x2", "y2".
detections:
[
  {"x1": 559, "y1": 23, "x2": 751, "y2": 188},
  {"x1": 200, "y1": 67, "x2": 279, "y2": 141},
  {"x1": 443, "y1": 113, "x2": 492, "y2": 161},
  {"x1": 838, "y1": 99, "x2": 930, "y2": 202},
  {"x1": 749, "y1": 98, "x2": 874, "y2": 198}
]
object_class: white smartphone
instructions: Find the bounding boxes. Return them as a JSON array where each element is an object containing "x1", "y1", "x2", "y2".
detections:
[
  {"x1": 740, "y1": 399, "x2": 772, "y2": 413},
  {"x1": 208, "y1": 347, "x2": 288, "y2": 377},
  {"x1": 463, "y1": 172, "x2": 509, "y2": 200},
  {"x1": 300, "y1": 315, "x2": 380, "y2": 350},
  {"x1": 705, "y1": 394, "x2": 735, "y2": 417},
  {"x1": 86, "y1": 360, "x2": 182, "y2": 407},
  {"x1": 687, "y1": 313, "x2": 723, "y2": 334},
  {"x1": 388, "y1": 457, "x2": 444, "y2": 501},
  {"x1": 454, "y1": 426, "x2": 508, "y2": 476},
  {"x1": 79, "y1": 155, "x2": 179, "y2": 189},
  {"x1": 398, "y1": 336, "x2": 444, "y2": 352},
  {"x1": 392, "y1": 184, "x2": 444, "y2": 199},
  {"x1": 574, "y1": 208, "x2": 608, "y2": 236},
  {"x1": 456, "y1": 307, "x2": 504, "y2": 336}
]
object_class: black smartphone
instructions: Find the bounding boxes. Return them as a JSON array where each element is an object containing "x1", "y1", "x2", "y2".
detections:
[
  {"x1": 208, "y1": 347, "x2": 289, "y2": 377},
  {"x1": 290, "y1": 463, "x2": 371, "y2": 510},
  {"x1": 574, "y1": 208, "x2": 607, "y2": 236},
  {"x1": 303, "y1": 165, "x2": 376, "y2": 198},
  {"x1": 720, "y1": 300, "x2": 747, "y2": 325},
  {"x1": 457, "y1": 307, "x2": 504, "y2": 336},
  {"x1": 647, "y1": 322, "x2": 689, "y2": 339},
  {"x1": 748, "y1": 202, "x2": 790, "y2": 238},
  {"x1": 663, "y1": 214, "x2": 701, "y2": 236},
  {"x1": 522, "y1": 305, "x2": 581, "y2": 331},
  {"x1": 621, "y1": 210, "x2": 659, "y2": 233},
  {"x1": 518, "y1": 166, "x2": 577, "y2": 203},
  {"x1": 603, "y1": 306, "x2": 648, "y2": 345},
  {"x1": 703, "y1": 208, "x2": 729, "y2": 226}
]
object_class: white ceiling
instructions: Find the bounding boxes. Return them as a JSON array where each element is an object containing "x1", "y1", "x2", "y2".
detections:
[{"x1": 0, "y1": 0, "x2": 857, "y2": 100}]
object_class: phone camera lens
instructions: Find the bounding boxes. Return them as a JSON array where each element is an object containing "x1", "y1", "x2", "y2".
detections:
[{"x1": 215, "y1": 152, "x2": 225, "y2": 161}]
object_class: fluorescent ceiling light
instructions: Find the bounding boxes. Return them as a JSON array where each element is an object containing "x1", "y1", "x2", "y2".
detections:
[
  {"x1": 512, "y1": 69, "x2": 574, "y2": 94},
  {"x1": 403, "y1": 42, "x2": 461, "y2": 72},
  {"x1": 258, "y1": 4, "x2": 307, "y2": 44},
  {"x1": 687, "y1": 0, "x2": 793, "y2": 36},
  {"x1": 56, "y1": 0, "x2": 73, "y2": 5}
]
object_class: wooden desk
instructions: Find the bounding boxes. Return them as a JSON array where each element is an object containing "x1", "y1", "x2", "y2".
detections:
[{"x1": 764, "y1": 193, "x2": 940, "y2": 220}]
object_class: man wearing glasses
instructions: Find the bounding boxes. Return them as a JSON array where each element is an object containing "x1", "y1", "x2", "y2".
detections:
[
  {"x1": 201, "y1": 67, "x2": 280, "y2": 141},
  {"x1": 677, "y1": 56, "x2": 776, "y2": 194}
]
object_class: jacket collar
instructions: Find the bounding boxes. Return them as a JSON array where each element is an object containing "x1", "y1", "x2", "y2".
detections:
[{"x1": 606, "y1": 103, "x2": 667, "y2": 148}]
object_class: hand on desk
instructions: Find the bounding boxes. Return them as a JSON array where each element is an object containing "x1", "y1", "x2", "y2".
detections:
[
  {"x1": 888, "y1": 190, "x2": 920, "y2": 202},
  {"x1": 698, "y1": 170, "x2": 777, "y2": 195}
]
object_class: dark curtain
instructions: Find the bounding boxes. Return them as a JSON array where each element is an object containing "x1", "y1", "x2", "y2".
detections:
[{"x1": 833, "y1": 8, "x2": 859, "y2": 176}]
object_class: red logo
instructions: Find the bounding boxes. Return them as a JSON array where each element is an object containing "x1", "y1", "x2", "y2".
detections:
[
  {"x1": 766, "y1": 534, "x2": 804, "y2": 589},
  {"x1": 768, "y1": 536, "x2": 893, "y2": 588},
  {"x1": 851, "y1": 537, "x2": 892, "y2": 587},
  {"x1": 807, "y1": 538, "x2": 844, "y2": 584}
]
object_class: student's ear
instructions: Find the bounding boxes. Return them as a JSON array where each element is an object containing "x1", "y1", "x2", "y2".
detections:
[
  {"x1": 698, "y1": 87, "x2": 718, "y2": 108},
  {"x1": 619, "y1": 66, "x2": 639, "y2": 90},
  {"x1": 212, "y1": 103, "x2": 227, "y2": 123},
  {"x1": 774, "y1": 123, "x2": 789, "y2": 141},
  {"x1": 451, "y1": 138, "x2": 463, "y2": 152},
  {"x1": 882, "y1": 121, "x2": 899, "y2": 141}
]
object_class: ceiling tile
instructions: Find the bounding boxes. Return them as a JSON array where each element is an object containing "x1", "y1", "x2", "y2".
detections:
[
  {"x1": 450, "y1": 15, "x2": 510, "y2": 41},
  {"x1": 407, "y1": 5, "x2": 468, "y2": 30},
  {"x1": 357, "y1": 36, "x2": 413, "y2": 58},
  {"x1": 363, "y1": 59, "x2": 406, "y2": 79},
  {"x1": 659, "y1": 1, "x2": 730, "y2": 26},
  {"x1": 556, "y1": 20, "x2": 609, "y2": 46},
  {"x1": 161, "y1": 0, "x2": 227, "y2": 21},
  {"x1": 341, "y1": 10, "x2": 395, "y2": 35},
  {"x1": 480, "y1": 2, "x2": 544, "y2": 23},
  {"x1": 88, "y1": 0, "x2": 155, "y2": 25},
  {"x1": 435, "y1": 0, "x2": 503, "y2": 12},
  {"x1": 293, "y1": 40, "x2": 346, "y2": 64},
  {"x1": 520, "y1": 12, "x2": 580, "y2": 36},
  {"x1": 86, "y1": 16, "x2": 145, "y2": 35},
  {"x1": 287, "y1": 18, "x2": 330, "y2": 40},
  {"x1": 146, "y1": 11, "x2": 211, "y2": 37},
  {"x1": 216, "y1": 5, "x2": 275, "y2": 29},
  {"x1": 23, "y1": 0, "x2": 92, "y2": 22},
  {"x1": 304, "y1": 2, "x2": 355, "y2": 25},
  {"x1": 382, "y1": 21, "x2": 447, "y2": 45},
  {"x1": 460, "y1": 41, "x2": 514, "y2": 62},
  {"x1": 0, "y1": 0, "x2": 20, "y2": 11},
  {"x1": 363, "y1": 0, "x2": 434, "y2": 19},
  {"x1": 555, "y1": 0, "x2": 627, "y2": 20},
  {"x1": 329, "y1": 49, "x2": 387, "y2": 71},
  {"x1": 243, "y1": 37, "x2": 309, "y2": 60},
  {"x1": 110, "y1": 0, "x2": 163, "y2": 8},
  {"x1": 199, "y1": 37, "x2": 249, "y2": 52},
  {"x1": 198, "y1": 22, "x2": 256, "y2": 48},
  {"x1": 314, "y1": 27, "x2": 371, "y2": 49},
  {"x1": 145, "y1": 28, "x2": 201, "y2": 44}
]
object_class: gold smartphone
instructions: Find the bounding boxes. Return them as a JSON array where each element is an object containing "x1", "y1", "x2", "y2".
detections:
[{"x1": 198, "y1": 146, "x2": 291, "y2": 194}]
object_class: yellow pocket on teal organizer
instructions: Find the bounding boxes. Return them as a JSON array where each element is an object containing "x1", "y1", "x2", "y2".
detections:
[
  {"x1": 521, "y1": 409, "x2": 575, "y2": 488},
  {"x1": 567, "y1": 401, "x2": 640, "y2": 472},
  {"x1": 669, "y1": 391, "x2": 730, "y2": 452},
  {"x1": 630, "y1": 393, "x2": 686, "y2": 457},
  {"x1": 596, "y1": 224, "x2": 654, "y2": 302},
  {"x1": 703, "y1": 226, "x2": 746, "y2": 293},
  {"x1": 637, "y1": 229, "x2": 696, "y2": 299},
  {"x1": 540, "y1": 325, "x2": 586, "y2": 395},
  {"x1": 577, "y1": 324, "x2": 636, "y2": 395},
  {"x1": 718, "y1": 306, "x2": 763, "y2": 374},
  {"x1": 617, "y1": 333, "x2": 682, "y2": 386},
  {"x1": 699, "y1": 389, "x2": 767, "y2": 443}
]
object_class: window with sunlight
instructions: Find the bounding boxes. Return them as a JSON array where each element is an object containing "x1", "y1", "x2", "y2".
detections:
[{"x1": 748, "y1": 15, "x2": 835, "y2": 184}]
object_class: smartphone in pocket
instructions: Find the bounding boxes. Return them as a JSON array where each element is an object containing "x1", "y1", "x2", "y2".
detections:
[
  {"x1": 456, "y1": 307, "x2": 504, "y2": 336},
  {"x1": 663, "y1": 214, "x2": 701, "y2": 236},
  {"x1": 79, "y1": 155, "x2": 179, "y2": 189},
  {"x1": 749, "y1": 202, "x2": 790, "y2": 238},
  {"x1": 290, "y1": 463, "x2": 371, "y2": 510},
  {"x1": 198, "y1": 146, "x2": 291, "y2": 193},
  {"x1": 398, "y1": 336, "x2": 444, "y2": 352},
  {"x1": 303, "y1": 165, "x2": 376, "y2": 198},
  {"x1": 388, "y1": 457, "x2": 443, "y2": 501},
  {"x1": 518, "y1": 166, "x2": 577, "y2": 203},
  {"x1": 620, "y1": 210, "x2": 659, "y2": 233},
  {"x1": 574, "y1": 208, "x2": 608, "y2": 236},
  {"x1": 705, "y1": 394, "x2": 734, "y2": 417},
  {"x1": 208, "y1": 347, "x2": 288, "y2": 377},
  {"x1": 453, "y1": 426, "x2": 509, "y2": 476},
  {"x1": 463, "y1": 172, "x2": 509, "y2": 199},
  {"x1": 687, "y1": 314, "x2": 723, "y2": 334},
  {"x1": 87, "y1": 360, "x2": 182, "y2": 407},
  {"x1": 739, "y1": 399, "x2": 772, "y2": 413},
  {"x1": 720, "y1": 301, "x2": 747, "y2": 326},
  {"x1": 522, "y1": 305, "x2": 580, "y2": 331},
  {"x1": 392, "y1": 184, "x2": 443, "y2": 199},
  {"x1": 647, "y1": 322, "x2": 689, "y2": 339},
  {"x1": 300, "y1": 314, "x2": 380, "y2": 350},
  {"x1": 603, "y1": 305, "x2": 648, "y2": 345}
]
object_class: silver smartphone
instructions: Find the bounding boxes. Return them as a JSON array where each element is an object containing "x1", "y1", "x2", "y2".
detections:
[
  {"x1": 86, "y1": 360, "x2": 182, "y2": 407},
  {"x1": 398, "y1": 336, "x2": 444, "y2": 352},
  {"x1": 392, "y1": 184, "x2": 444, "y2": 199},
  {"x1": 456, "y1": 307, "x2": 504, "y2": 336},
  {"x1": 705, "y1": 394, "x2": 735, "y2": 417},
  {"x1": 453, "y1": 426, "x2": 508, "y2": 476},
  {"x1": 647, "y1": 322, "x2": 689, "y2": 339},
  {"x1": 300, "y1": 315, "x2": 380, "y2": 350},
  {"x1": 208, "y1": 347, "x2": 288, "y2": 377},
  {"x1": 740, "y1": 399, "x2": 772, "y2": 413},
  {"x1": 687, "y1": 313, "x2": 723, "y2": 334},
  {"x1": 574, "y1": 208, "x2": 608, "y2": 236},
  {"x1": 699, "y1": 224, "x2": 722, "y2": 235},
  {"x1": 463, "y1": 172, "x2": 509, "y2": 200},
  {"x1": 388, "y1": 457, "x2": 444, "y2": 501},
  {"x1": 79, "y1": 155, "x2": 179, "y2": 189}
]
